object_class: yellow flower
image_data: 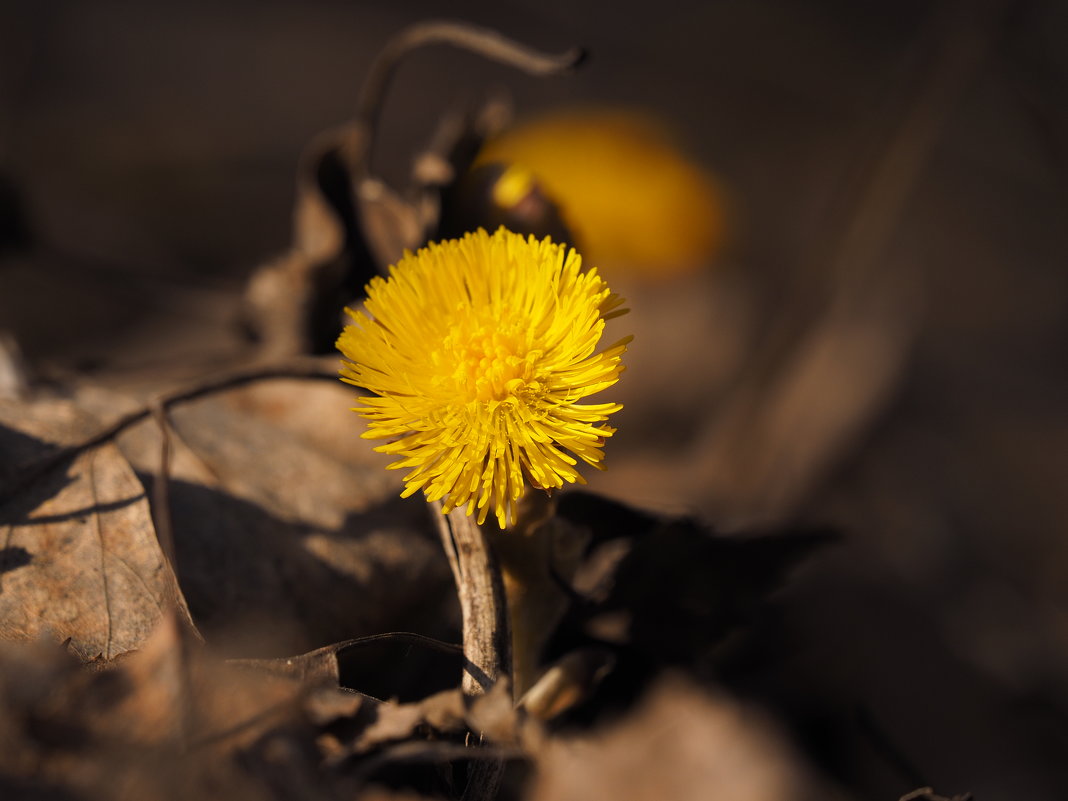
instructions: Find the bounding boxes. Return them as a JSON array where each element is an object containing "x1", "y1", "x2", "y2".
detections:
[
  {"x1": 476, "y1": 107, "x2": 726, "y2": 278},
  {"x1": 337, "y1": 227, "x2": 631, "y2": 528}
]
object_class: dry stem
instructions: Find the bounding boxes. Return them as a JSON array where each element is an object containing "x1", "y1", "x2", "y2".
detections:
[
  {"x1": 432, "y1": 504, "x2": 512, "y2": 801},
  {"x1": 432, "y1": 505, "x2": 512, "y2": 696}
]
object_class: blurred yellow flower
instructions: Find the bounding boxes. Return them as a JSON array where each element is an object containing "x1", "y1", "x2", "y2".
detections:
[
  {"x1": 476, "y1": 108, "x2": 726, "y2": 278},
  {"x1": 338, "y1": 227, "x2": 630, "y2": 528}
]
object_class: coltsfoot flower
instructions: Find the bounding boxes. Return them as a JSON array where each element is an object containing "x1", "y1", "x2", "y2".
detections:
[
  {"x1": 338, "y1": 227, "x2": 631, "y2": 528},
  {"x1": 475, "y1": 108, "x2": 726, "y2": 277}
]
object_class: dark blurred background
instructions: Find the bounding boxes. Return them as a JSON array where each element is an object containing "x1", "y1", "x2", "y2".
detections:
[{"x1": 1, "y1": 1, "x2": 1067, "y2": 799}]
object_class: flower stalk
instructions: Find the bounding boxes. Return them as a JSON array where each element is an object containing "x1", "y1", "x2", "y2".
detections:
[
  {"x1": 337, "y1": 226, "x2": 629, "y2": 706},
  {"x1": 432, "y1": 505, "x2": 512, "y2": 696}
]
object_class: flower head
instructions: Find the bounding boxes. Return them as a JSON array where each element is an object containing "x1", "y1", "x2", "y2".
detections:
[
  {"x1": 476, "y1": 108, "x2": 726, "y2": 278},
  {"x1": 338, "y1": 227, "x2": 630, "y2": 528}
]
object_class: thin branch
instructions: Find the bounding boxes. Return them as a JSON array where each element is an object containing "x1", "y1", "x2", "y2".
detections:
[
  {"x1": 147, "y1": 401, "x2": 202, "y2": 750},
  {"x1": 149, "y1": 401, "x2": 178, "y2": 571},
  {"x1": 335, "y1": 630, "x2": 463, "y2": 655},
  {"x1": 354, "y1": 20, "x2": 583, "y2": 174},
  {"x1": 146, "y1": 401, "x2": 204, "y2": 637},
  {"x1": 899, "y1": 788, "x2": 973, "y2": 801},
  {"x1": 227, "y1": 631, "x2": 464, "y2": 676},
  {"x1": 305, "y1": 630, "x2": 463, "y2": 658}
]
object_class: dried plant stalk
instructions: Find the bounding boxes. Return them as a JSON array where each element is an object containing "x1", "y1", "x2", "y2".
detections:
[
  {"x1": 432, "y1": 504, "x2": 511, "y2": 801},
  {"x1": 433, "y1": 505, "x2": 512, "y2": 696}
]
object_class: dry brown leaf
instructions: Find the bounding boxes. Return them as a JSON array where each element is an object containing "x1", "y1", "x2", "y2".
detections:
[
  {"x1": 354, "y1": 688, "x2": 467, "y2": 752},
  {"x1": 0, "y1": 398, "x2": 189, "y2": 661},
  {"x1": 74, "y1": 378, "x2": 454, "y2": 654},
  {"x1": 90, "y1": 613, "x2": 189, "y2": 746},
  {"x1": 466, "y1": 677, "x2": 522, "y2": 743},
  {"x1": 242, "y1": 118, "x2": 433, "y2": 359},
  {"x1": 303, "y1": 684, "x2": 370, "y2": 726},
  {"x1": 529, "y1": 676, "x2": 825, "y2": 801},
  {"x1": 84, "y1": 612, "x2": 308, "y2": 754},
  {"x1": 244, "y1": 125, "x2": 381, "y2": 359},
  {"x1": 0, "y1": 629, "x2": 336, "y2": 801},
  {"x1": 229, "y1": 639, "x2": 346, "y2": 686},
  {"x1": 241, "y1": 27, "x2": 536, "y2": 360},
  {"x1": 317, "y1": 676, "x2": 519, "y2": 762}
]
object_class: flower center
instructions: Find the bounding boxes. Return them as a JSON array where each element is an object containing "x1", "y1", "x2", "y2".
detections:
[{"x1": 439, "y1": 309, "x2": 540, "y2": 403}]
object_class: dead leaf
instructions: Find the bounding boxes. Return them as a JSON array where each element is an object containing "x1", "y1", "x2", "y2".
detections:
[
  {"x1": 546, "y1": 495, "x2": 830, "y2": 663},
  {"x1": 599, "y1": 519, "x2": 832, "y2": 665},
  {"x1": 93, "y1": 613, "x2": 188, "y2": 746},
  {"x1": 242, "y1": 44, "x2": 518, "y2": 360},
  {"x1": 317, "y1": 676, "x2": 526, "y2": 788},
  {"x1": 240, "y1": 114, "x2": 470, "y2": 359},
  {"x1": 528, "y1": 676, "x2": 824, "y2": 801},
  {"x1": 508, "y1": 493, "x2": 833, "y2": 723},
  {"x1": 466, "y1": 677, "x2": 521, "y2": 744},
  {"x1": 0, "y1": 399, "x2": 190, "y2": 661},
  {"x1": 0, "y1": 631, "x2": 330, "y2": 801},
  {"x1": 229, "y1": 639, "x2": 346, "y2": 686},
  {"x1": 518, "y1": 648, "x2": 616, "y2": 721},
  {"x1": 303, "y1": 684, "x2": 371, "y2": 727},
  {"x1": 243, "y1": 125, "x2": 382, "y2": 358},
  {"x1": 355, "y1": 688, "x2": 467, "y2": 752},
  {"x1": 73, "y1": 379, "x2": 454, "y2": 654},
  {"x1": 83, "y1": 612, "x2": 305, "y2": 754}
]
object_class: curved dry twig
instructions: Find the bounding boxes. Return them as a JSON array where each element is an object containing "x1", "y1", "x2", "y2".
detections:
[
  {"x1": 355, "y1": 19, "x2": 584, "y2": 173},
  {"x1": 899, "y1": 788, "x2": 973, "y2": 801},
  {"x1": 226, "y1": 630, "x2": 464, "y2": 680}
]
